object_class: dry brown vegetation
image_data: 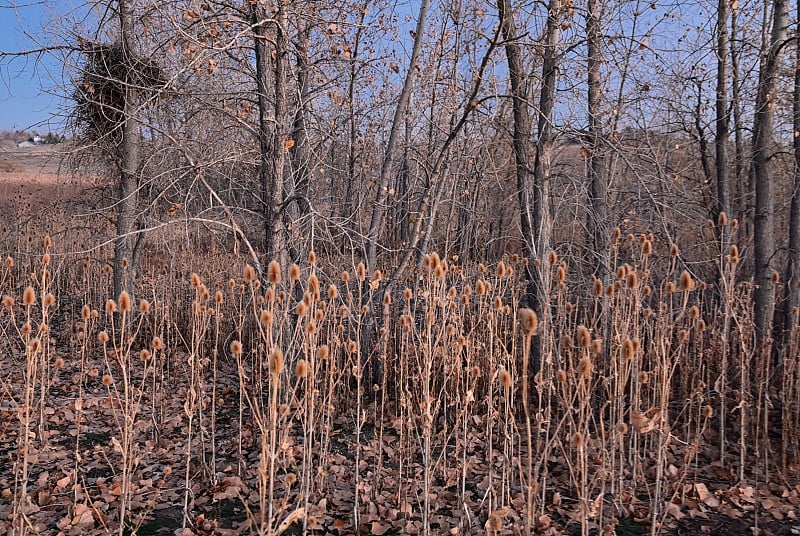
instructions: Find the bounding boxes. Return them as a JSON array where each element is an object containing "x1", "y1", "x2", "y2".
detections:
[{"x1": 0, "y1": 166, "x2": 798, "y2": 536}]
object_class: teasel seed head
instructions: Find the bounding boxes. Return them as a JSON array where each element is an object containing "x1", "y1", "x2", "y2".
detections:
[
  {"x1": 383, "y1": 291, "x2": 392, "y2": 306},
  {"x1": 98, "y1": 331, "x2": 109, "y2": 344},
  {"x1": 2, "y1": 295, "x2": 13, "y2": 309},
  {"x1": 617, "y1": 422, "x2": 629, "y2": 435},
  {"x1": 191, "y1": 272, "x2": 202, "y2": 288},
  {"x1": 230, "y1": 340, "x2": 243, "y2": 357},
  {"x1": 499, "y1": 368, "x2": 512, "y2": 389},
  {"x1": 679, "y1": 270, "x2": 694, "y2": 292},
  {"x1": 679, "y1": 329, "x2": 689, "y2": 343},
  {"x1": 296, "y1": 301, "x2": 308, "y2": 317},
  {"x1": 269, "y1": 347, "x2": 283, "y2": 380},
  {"x1": 317, "y1": 345, "x2": 329, "y2": 360},
  {"x1": 718, "y1": 211, "x2": 728, "y2": 227},
  {"x1": 328, "y1": 284, "x2": 339, "y2": 301},
  {"x1": 557, "y1": 369, "x2": 567, "y2": 383},
  {"x1": 689, "y1": 305, "x2": 700, "y2": 319},
  {"x1": 593, "y1": 278, "x2": 604, "y2": 298},
  {"x1": 497, "y1": 261, "x2": 506, "y2": 278},
  {"x1": 577, "y1": 325, "x2": 591, "y2": 349},
  {"x1": 102, "y1": 374, "x2": 113, "y2": 386},
  {"x1": 289, "y1": 263, "x2": 301, "y2": 282},
  {"x1": 105, "y1": 299, "x2": 117, "y2": 314},
  {"x1": 573, "y1": 431, "x2": 585, "y2": 449},
  {"x1": 356, "y1": 262, "x2": 366, "y2": 281},
  {"x1": 476, "y1": 280, "x2": 486, "y2": 296},
  {"x1": 548, "y1": 250, "x2": 558, "y2": 266},
  {"x1": 772, "y1": 270, "x2": 780, "y2": 284},
  {"x1": 638, "y1": 371, "x2": 649, "y2": 384},
  {"x1": 666, "y1": 281, "x2": 676, "y2": 293},
  {"x1": 556, "y1": 264, "x2": 566, "y2": 284},
  {"x1": 4, "y1": 256, "x2": 13, "y2": 268},
  {"x1": 579, "y1": 356, "x2": 593, "y2": 380},
  {"x1": 266, "y1": 260, "x2": 281, "y2": 285},
  {"x1": 118, "y1": 291, "x2": 131, "y2": 312},
  {"x1": 151, "y1": 336, "x2": 163, "y2": 350},
  {"x1": 624, "y1": 338, "x2": 635, "y2": 360},
  {"x1": 23, "y1": 286, "x2": 36, "y2": 306},
  {"x1": 140, "y1": 349, "x2": 151, "y2": 362},
  {"x1": 703, "y1": 405, "x2": 713, "y2": 418},
  {"x1": 519, "y1": 308, "x2": 538, "y2": 337},
  {"x1": 308, "y1": 250, "x2": 317, "y2": 265},
  {"x1": 295, "y1": 359, "x2": 309, "y2": 379},
  {"x1": 55, "y1": 356, "x2": 64, "y2": 368},
  {"x1": 627, "y1": 271, "x2": 638, "y2": 289},
  {"x1": 670, "y1": 243, "x2": 680, "y2": 257},
  {"x1": 642, "y1": 239, "x2": 653, "y2": 256}
]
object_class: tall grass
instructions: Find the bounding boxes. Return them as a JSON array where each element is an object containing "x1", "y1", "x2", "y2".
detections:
[{"x1": 1, "y1": 224, "x2": 797, "y2": 535}]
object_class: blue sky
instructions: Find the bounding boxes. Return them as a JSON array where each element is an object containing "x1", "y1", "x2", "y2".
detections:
[{"x1": 0, "y1": 1, "x2": 64, "y2": 132}]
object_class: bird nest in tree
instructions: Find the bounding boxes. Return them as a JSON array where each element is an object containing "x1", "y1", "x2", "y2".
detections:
[{"x1": 71, "y1": 39, "x2": 164, "y2": 154}]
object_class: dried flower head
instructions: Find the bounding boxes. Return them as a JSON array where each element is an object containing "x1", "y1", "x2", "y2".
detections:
[
  {"x1": 579, "y1": 356, "x2": 593, "y2": 380},
  {"x1": 497, "y1": 261, "x2": 507, "y2": 278},
  {"x1": 269, "y1": 348, "x2": 284, "y2": 378},
  {"x1": 642, "y1": 239, "x2": 652, "y2": 256},
  {"x1": 308, "y1": 250, "x2": 317, "y2": 264},
  {"x1": 295, "y1": 359, "x2": 309, "y2": 379},
  {"x1": 267, "y1": 260, "x2": 281, "y2": 285},
  {"x1": 98, "y1": 331, "x2": 109, "y2": 344},
  {"x1": 191, "y1": 272, "x2": 202, "y2": 288},
  {"x1": 317, "y1": 345, "x2": 329, "y2": 360},
  {"x1": 102, "y1": 374, "x2": 113, "y2": 386},
  {"x1": 548, "y1": 250, "x2": 558, "y2": 266},
  {"x1": 577, "y1": 325, "x2": 591, "y2": 349},
  {"x1": 2, "y1": 295, "x2": 14, "y2": 309},
  {"x1": 230, "y1": 340, "x2": 243, "y2": 357},
  {"x1": 151, "y1": 336, "x2": 163, "y2": 350},
  {"x1": 718, "y1": 211, "x2": 728, "y2": 227},
  {"x1": 679, "y1": 270, "x2": 694, "y2": 292},
  {"x1": 4, "y1": 256, "x2": 13, "y2": 268},
  {"x1": 23, "y1": 286, "x2": 36, "y2": 306},
  {"x1": 356, "y1": 262, "x2": 366, "y2": 281},
  {"x1": 499, "y1": 369, "x2": 512, "y2": 389},
  {"x1": 519, "y1": 308, "x2": 538, "y2": 337},
  {"x1": 105, "y1": 299, "x2": 117, "y2": 314},
  {"x1": 118, "y1": 291, "x2": 131, "y2": 312},
  {"x1": 670, "y1": 243, "x2": 680, "y2": 257}
]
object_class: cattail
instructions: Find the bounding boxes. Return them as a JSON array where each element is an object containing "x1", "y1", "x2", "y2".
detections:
[
  {"x1": 102, "y1": 374, "x2": 113, "y2": 386},
  {"x1": 191, "y1": 272, "x2": 202, "y2": 288},
  {"x1": 230, "y1": 340, "x2": 243, "y2": 357},
  {"x1": 356, "y1": 262, "x2": 366, "y2": 281},
  {"x1": 317, "y1": 345, "x2": 329, "y2": 360},
  {"x1": 670, "y1": 243, "x2": 680, "y2": 257},
  {"x1": 718, "y1": 211, "x2": 728, "y2": 227},
  {"x1": 152, "y1": 336, "x2": 163, "y2": 350},
  {"x1": 105, "y1": 299, "x2": 117, "y2": 314},
  {"x1": 577, "y1": 325, "x2": 591, "y2": 349},
  {"x1": 548, "y1": 250, "x2": 558, "y2": 266},
  {"x1": 98, "y1": 331, "x2": 109, "y2": 344},
  {"x1": 520, "y1": 308, "x2": 538, "y2": 337},
  {"x1": 499, "y1": 369, "x2": 512, "y2": 389},
  {"x1": 118, "y1": 291, "x2": 131, "y2": 312},
  {"x1": 23, "y1": 286, "x2": 35, "y2": 306},
  {"x1": 2, "y1": 296, "x2": 13, "y2": 309},
  {"x1": 295, "y1": 359, "x2": 309, "y2": 379}
]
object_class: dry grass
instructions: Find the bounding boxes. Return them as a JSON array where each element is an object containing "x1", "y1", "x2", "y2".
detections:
[{"x1": 0, "y1": 185, "x2": 798, "y2": 536}]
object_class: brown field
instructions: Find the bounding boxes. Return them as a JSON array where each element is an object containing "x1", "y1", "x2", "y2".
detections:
[{"x1": 0, "y1": 147, "x2": 799, "y2": 536}]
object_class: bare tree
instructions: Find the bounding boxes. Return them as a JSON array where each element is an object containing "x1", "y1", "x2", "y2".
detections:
[{"x1": 751, "y1": 0, "x2": 789, "y2": 344}]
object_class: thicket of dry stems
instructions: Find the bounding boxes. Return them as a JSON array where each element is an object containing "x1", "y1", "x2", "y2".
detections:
[{"x1": 1, "y1": 219, "x2": 799, "y2": 535}]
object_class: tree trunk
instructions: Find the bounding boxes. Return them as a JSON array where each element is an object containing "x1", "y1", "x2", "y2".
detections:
[
  {"x1": 784, "y1": 0, "x2": 800, "y2": 344},
  {"x1": 364, "y1": 0, "x2": 430, "y2": 270},
  {"x1": 114, "y1": 0, "x2": 140, "y2": 300},
  {"x1": 752, "y1": 0, "x2": 789, "y2": 345},
  {"x1": 715, "y1": 0, "x2": 731, "y2": 222},
  {"x1": 586, "y1": 0, "x2": 608, "y2": 280},
  {"x1": 252, "y1": 0, "x2": 289, "y2": 262}
]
